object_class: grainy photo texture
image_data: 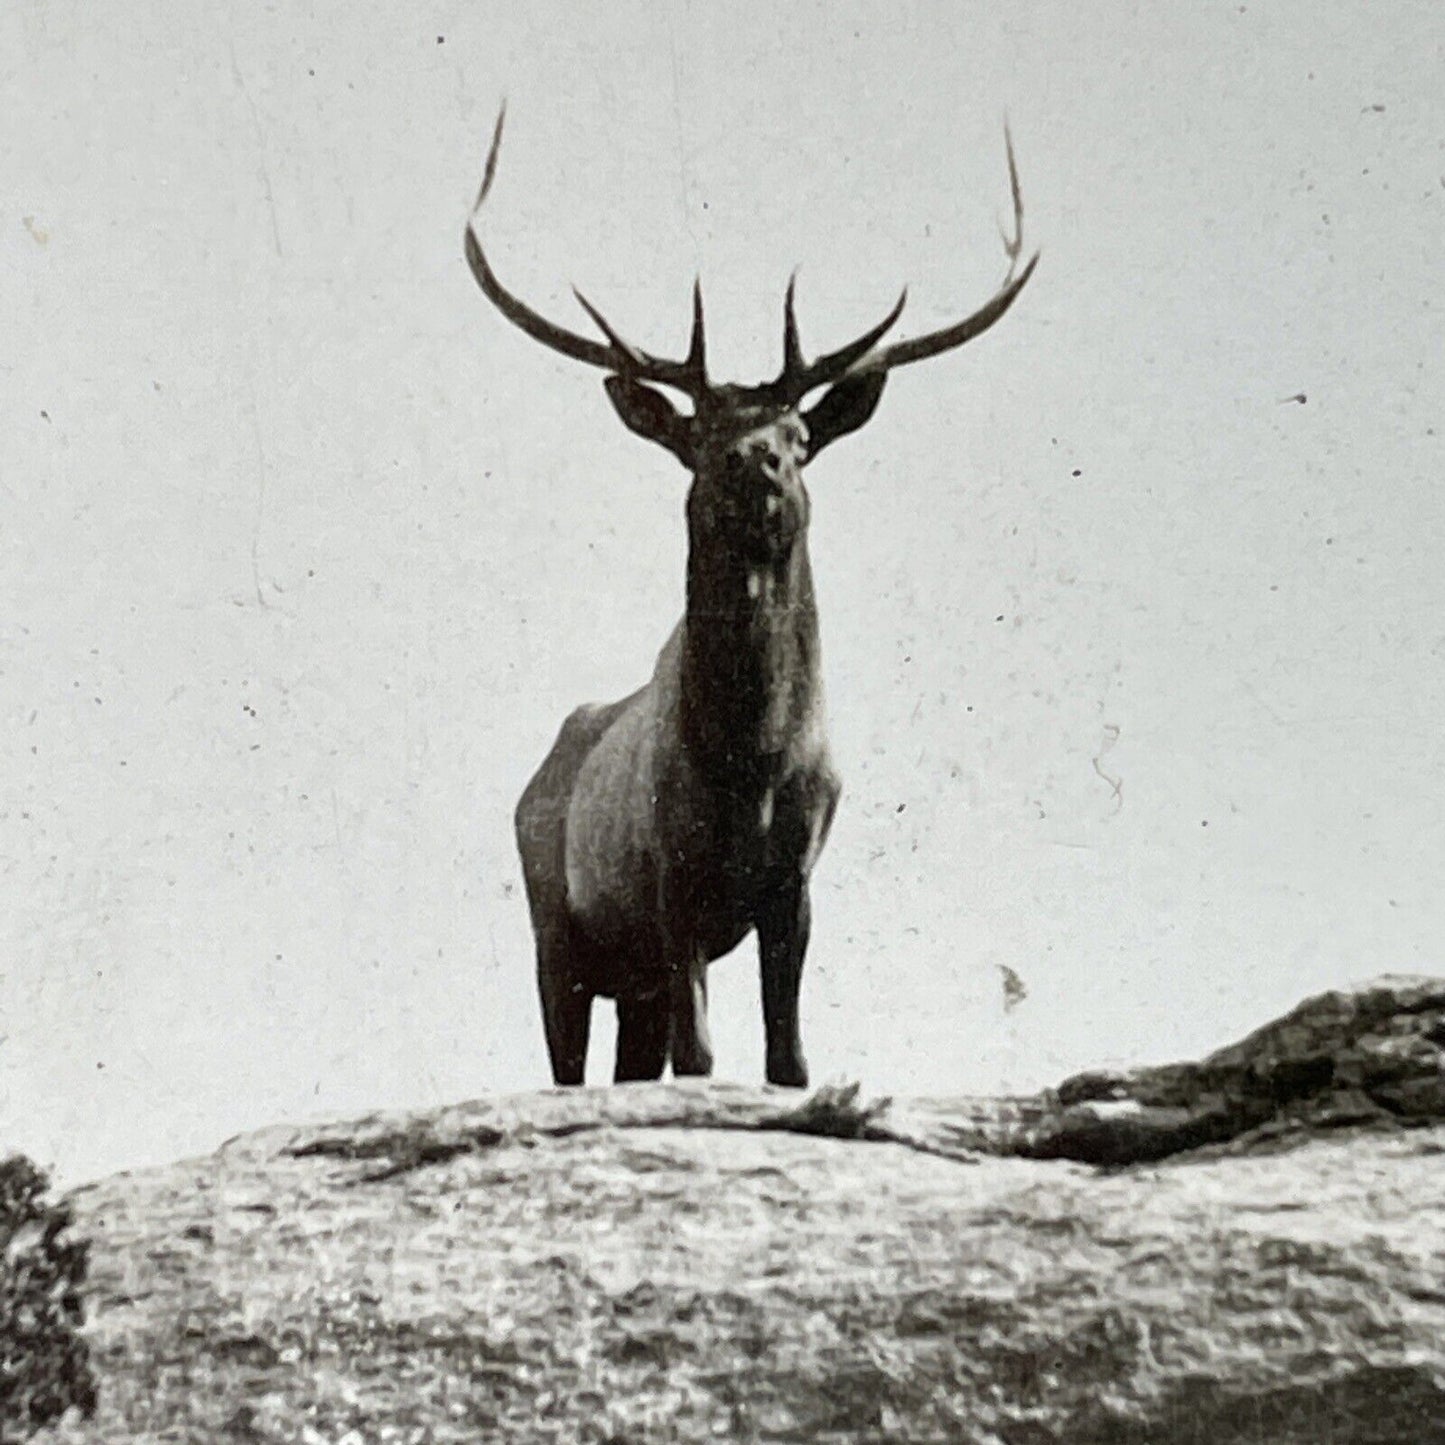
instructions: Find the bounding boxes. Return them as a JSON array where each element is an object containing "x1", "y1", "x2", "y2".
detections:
[{"x1": 2, "y1": 2, "x2": 1442, "y2": 1440}]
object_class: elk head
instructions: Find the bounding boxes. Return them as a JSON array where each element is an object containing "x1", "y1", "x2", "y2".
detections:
[{"x1": 464, "y1": 105, "x2": 1039, "y2": 568}]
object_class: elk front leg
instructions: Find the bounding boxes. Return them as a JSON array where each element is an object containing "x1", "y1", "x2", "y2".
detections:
[{"x1": 756, "y1": 879, "x2": 811, "y2": 1088}]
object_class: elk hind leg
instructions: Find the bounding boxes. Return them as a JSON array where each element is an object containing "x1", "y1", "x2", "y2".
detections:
[
  {"x1": 536, "y1": 929, "x2": 592, "y2": 1086},
  {"x1": 515, "y1": 701, "x2": 621, "y2": 1087},
  {"x1": 615, "y1": 990, "x2": 668, "y2": 1082},
  {"x1": 668, "y1": 953, "x2": 715, "y2": 1078}
]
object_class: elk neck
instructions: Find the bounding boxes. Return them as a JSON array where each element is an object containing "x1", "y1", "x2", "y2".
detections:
[{"x1": 679, "y1": 518, "x2": 823, "y2": 787}]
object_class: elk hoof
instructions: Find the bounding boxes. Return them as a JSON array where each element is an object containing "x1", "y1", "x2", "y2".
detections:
[
  {"x1": 766, "y1": 1052, "x2": 809, "y2": 1089},
  {"x1": 672, "y1": 1041, "x2": 715, "y2": 1077}
]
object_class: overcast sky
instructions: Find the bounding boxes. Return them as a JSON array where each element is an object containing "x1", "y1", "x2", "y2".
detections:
[{"x1": 3, "y1": 0, "x2": 1442, "y2": 1184}]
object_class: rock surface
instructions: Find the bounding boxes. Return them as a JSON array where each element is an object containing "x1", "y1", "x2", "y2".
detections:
[{"x1": 38, "y1": 976, "x2": 1445, "y2": 1443}]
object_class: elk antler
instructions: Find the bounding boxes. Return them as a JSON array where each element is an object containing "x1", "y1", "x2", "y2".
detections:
[
  {"x1": 465, "y1": 105, "x2": 710, "y2": 395},
  {"x1": 850, "y1": 125, "x2": 1039, "y2": 375},
  {"x1": 769, "y1": 276, "x2": 908, "y2": 403}
]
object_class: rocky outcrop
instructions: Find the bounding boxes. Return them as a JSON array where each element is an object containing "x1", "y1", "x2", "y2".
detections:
[{"x1": 38, "y1": 976, "x2": 1445, "y2": 1443}]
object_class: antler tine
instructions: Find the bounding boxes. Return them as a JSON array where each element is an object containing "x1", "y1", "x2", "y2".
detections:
[
  {"x1": 773, "y1": 284, "x2": 908, "y2": 401},
  {"x1": 782, "y1": 272, "x2": 805, "y2": 377},
  {"x1": 805, "y1": 288, "x2": 908, "y2": 382},
  {"x1": 571, "y1": 283, "x2": 712, "y2": 394},
  {"x1": 472, "y1": 101, "x2": 506, "y2": 211},
  {"x1": 853, "y1": 127, "x2": 1040, "y2": 375},
  {"x1": 686, "y1": 276, "x2": 708, "y2": 385},
  {"x1": 571, "y1": 287, "x2": 647, "y2": 369},
  {"x1": 999, "y1": 120, "x2": 1025, "y2": 270},
  {"x1": 465, "y1": 104, "x2": 708, "y2": 393},
  {"x1": 465, "y1": 106, "x2": 619, "y2": 370}
]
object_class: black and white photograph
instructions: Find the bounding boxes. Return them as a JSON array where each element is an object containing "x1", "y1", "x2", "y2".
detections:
[{"x1": 2, "y1": 1, "x2": 1443, "y2": 1439}]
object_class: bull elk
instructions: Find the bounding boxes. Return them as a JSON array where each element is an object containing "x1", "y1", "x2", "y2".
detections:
[{"x1": 467, "y1": 107, "x2": 1037, "y2": 1087}]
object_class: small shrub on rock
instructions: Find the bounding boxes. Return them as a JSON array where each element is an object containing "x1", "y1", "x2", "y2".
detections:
[{"x1": 0, "y1": 1154, "x2": 97, "y2": 1441}]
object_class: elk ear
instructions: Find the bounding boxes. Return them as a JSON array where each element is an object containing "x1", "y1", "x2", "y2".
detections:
[
  {"x1": 802, "y1": 370, "x2": 888, "y2": 460},
  {"x1": 604, "y1": 376, "x2": 693, "y2": 466}
]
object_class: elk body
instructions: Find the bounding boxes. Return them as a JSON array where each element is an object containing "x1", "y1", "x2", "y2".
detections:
[{"x1": 467, "y1": 108, "x2": 1036, "y2": 1087}]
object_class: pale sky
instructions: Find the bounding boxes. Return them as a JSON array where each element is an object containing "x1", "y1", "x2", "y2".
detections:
[{"x1": 3, "y1": 0, "x2": 1442, "y2": 1185}]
